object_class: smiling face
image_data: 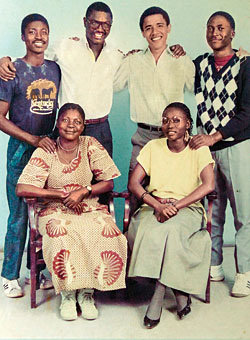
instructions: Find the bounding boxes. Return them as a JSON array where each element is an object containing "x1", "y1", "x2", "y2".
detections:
[
  {"x1": 162, "y1": 107, "x2": 190, "y2": 142},
  {"x1": 206, "y1": 15, "x2": 235, "y2": 53},
  {"x1": 84, "y1": 10, "x2": 112, "y2": 47},
  {"x1": 57, "y1": 109, "x2": 84, "y2": 142},
  {"x1": 142, "y1": 14, "x2": 171, "y2": 53},
  {"x1": 22, "y1": 21, "x2": 49, "y2": 54}
]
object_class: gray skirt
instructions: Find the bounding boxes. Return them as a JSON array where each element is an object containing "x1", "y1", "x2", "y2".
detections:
[{"x1": 127, "y1": 205, "x2": 211, "y2": 295}]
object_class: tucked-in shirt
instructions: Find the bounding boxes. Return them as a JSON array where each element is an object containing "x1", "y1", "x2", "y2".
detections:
[
  {"x1": 46, "y1": 37, "x2": 123, "y2": 119},
  {"x1": 137, "y1": 138, "x2": 214, "y2": 208},
  {"x1": 114, "y1": 47, "x2": 195, "y2": 126},
  {"x1": 0, "y1": 58, "x2": 60, "y2": 136}
]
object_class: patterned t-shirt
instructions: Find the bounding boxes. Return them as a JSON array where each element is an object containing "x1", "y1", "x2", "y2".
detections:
[{"x1": 0, "y1": 58, "x2": 61, "y2": 136}]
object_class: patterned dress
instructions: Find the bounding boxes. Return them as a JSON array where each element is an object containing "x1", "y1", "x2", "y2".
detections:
[{"x1": 18, "y1": 136, "x2": 127, "y2": 294}]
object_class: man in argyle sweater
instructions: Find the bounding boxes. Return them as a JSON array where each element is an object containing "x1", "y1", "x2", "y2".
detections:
[{"x1": 190, "y1": 11, "x2": 250, "y2": 297}]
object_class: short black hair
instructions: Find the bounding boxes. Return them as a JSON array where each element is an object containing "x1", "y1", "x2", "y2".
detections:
[
  {"x1": 58, "y1": 103, "x2": 85, "y2": 121},
  {"x1": 163, "y1": 102, "x2": 193, "y2": 135},
  {"x1": 207, "y1": 11, "x2": 235, "y2": 30},
  {"x1": 86, "y1": 2, "x2": 113, "y2": 21},
  {"x1": 139, "y1": 7, "x2": 170, "y2": 31},
  {"x1": 21, "y1": 13, "x2": 49, "y2": 35}
]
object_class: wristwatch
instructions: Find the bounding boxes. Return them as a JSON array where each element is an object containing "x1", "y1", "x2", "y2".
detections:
[{"x1": 85, "y1": 185, "x2": 92, "y2": 196}]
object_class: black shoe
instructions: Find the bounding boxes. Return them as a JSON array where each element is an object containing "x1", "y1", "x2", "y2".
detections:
[
  {"x1": 177, "y1": 295, "x2": 191, "y2": 320},
  {"x1": 143, "y1": 309, "x2": 162, "y2": 329}
]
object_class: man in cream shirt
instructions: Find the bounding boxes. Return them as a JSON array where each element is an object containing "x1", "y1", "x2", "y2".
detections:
[{"x1": 114, "y1": 6, "x2": 195, "y2": 171}]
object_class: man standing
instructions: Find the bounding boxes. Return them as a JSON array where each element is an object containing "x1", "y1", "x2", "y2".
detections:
[
  {"x1": 0, "y1": 14, "x2": 60, "y2": 297},
  {"x1": 46, "y1": 1, "x2": 120, "y2": 156},
  {"x1": 114, "y1": 7, "x2": 195, "y2": 173},
  {"x1": 190, "y1": 11, "x2": 250, "y2": 297}
]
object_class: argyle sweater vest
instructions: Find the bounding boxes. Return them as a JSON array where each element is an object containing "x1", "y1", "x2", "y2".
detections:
[{"x1": 195, "y1": 53, "x2": 243, "y2": 142}]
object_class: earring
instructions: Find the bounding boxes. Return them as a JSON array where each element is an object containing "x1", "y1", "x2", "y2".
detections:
[{"x1": 184, "y1": 130, "x2": 190, "y2": 142}]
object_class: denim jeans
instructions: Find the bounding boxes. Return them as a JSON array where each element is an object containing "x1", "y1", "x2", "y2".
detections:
[{"x1": 1, "y1": 137, "x2": 35, "y2": 280}]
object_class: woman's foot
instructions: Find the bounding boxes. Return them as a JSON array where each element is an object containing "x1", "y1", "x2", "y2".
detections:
[
  {"x1": 60, "y1": 290, "x2": 77, "y2": 321},
  {"x1": 172, "y1": 289, "x2": 191, "y2": 320},
  {"x1": 143, "y1": 281, "x2": 166, "y2": 329},
  {"x1": 177, "y1": 295, "x2": 191, "y2": 319},
  {"x1": 77, "y1": 288, "x2": 98, "y2": 320},
  {"x1": 144, "y1": 308, "x2": 162, "y2": 329}
]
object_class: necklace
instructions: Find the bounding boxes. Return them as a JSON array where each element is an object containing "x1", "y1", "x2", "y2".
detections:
[
  {"x1": 57, "y1": 147, "x2": 79, "y2": 165},
  {"x1": 57, "y1": 137, "x2": 78, "y2": 152}
]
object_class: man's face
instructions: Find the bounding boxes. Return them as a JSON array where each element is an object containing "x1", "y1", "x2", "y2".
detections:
[
  {"x1": 206, "y1": 15, "x2": 235, "y2": 52},
  {"x1": 84, "y1": 10, "x2": 112, "y2": 46},
  {"x1": 22, "y1": 21, "x2": 49, "y2": 54},
  {"x1": 142, "y1": 14, "x2": 171, "y2": 51}
]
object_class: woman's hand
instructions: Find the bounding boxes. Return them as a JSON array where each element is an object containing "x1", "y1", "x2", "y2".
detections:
[
  {"x1": 62, "y1": 188, "x2": 88, "y2": 210},
  {"x1": 154, "y1": 203, "x2": 178, "y2": 223}
]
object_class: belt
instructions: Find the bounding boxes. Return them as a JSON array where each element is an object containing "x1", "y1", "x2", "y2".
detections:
[
  {"x1": 138, "y1": 123, "x2": 162, "y2": 132},
  {"x1": 85, "y1": 115, "x2": 108, "y2": 125}
]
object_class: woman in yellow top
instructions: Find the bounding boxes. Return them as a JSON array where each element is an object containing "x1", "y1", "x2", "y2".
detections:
[{"x1": 128, "y1": 102, "x2": 214, "y2": 328}]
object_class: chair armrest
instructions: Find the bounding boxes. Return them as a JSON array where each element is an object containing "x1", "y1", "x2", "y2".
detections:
[
  {"x1": 206, "y1": 190, "x2": 217, "y2": 201},
  {"x1": 108, "y1": 191, "x2": 131, "y2": 233},
  {"x1": 205, "y1": 191, "x2": 217, "y2": 234},
  {"x1": 24, "y1": 198, "x2": 38, "y2": 239}
]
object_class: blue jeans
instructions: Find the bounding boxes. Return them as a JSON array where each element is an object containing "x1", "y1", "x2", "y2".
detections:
[
  {"x1": 211, "y1": 140, "x2": 250, "y2": 273},
  {"x1": 1, "y1": 137, "x2": 35, "y2": 280},
  {"x1": 83, "y1": 119, "x2": 113, "y2": 157}
]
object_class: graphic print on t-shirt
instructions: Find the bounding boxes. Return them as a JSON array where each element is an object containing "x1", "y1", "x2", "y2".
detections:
[{"x1": 26, "y1": 79, "x2": 57, "y2": 115}]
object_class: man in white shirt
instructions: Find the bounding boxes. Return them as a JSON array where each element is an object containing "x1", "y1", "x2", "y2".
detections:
[{"x1": 114, "y1": 7, "x2": 195, "y2": 171}]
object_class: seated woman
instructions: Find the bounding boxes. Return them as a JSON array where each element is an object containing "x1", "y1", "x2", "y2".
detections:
[
  {"x1": 127, "y1": 102, "x2": 214, "y2": 329},
  {"x1": 16, "y1": 103, "x2": 127, "y2": 321}
]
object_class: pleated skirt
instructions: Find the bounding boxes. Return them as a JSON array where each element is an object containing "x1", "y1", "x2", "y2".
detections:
[{"x1": 127, "y1": 205, "x2": 211, "y2": 295}]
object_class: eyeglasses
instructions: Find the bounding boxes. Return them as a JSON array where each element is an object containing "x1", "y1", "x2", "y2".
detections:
[
  {"x1": 86, "y1": 18, "x2": 112, "y2": 31},
  {"x1": 162, "y1": 116, "x2": 184, "y2": 125}
]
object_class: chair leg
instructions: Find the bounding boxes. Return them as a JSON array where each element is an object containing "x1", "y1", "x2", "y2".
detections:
[
  {"x1": 205, "y1": 271, "x2": 210, "y2": 303},
  {"x1": 30, "y1": 243, "x2": 37, "y2": 308}
]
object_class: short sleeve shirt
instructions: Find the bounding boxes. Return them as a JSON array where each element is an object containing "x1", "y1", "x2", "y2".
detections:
[
  {"x1": 137, "y1": 138, "x2": 214, "y2": 208},
  {"x1": 0, "y1": 58, "x2": 61, "y2": 135}
]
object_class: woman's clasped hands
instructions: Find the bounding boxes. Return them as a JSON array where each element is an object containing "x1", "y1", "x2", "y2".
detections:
[
  {"x1": 154, "y1": 201, "x2": 178, "y2": 223},
  {"x1": 57, "y1": 187, "x2": 90, "y2": 215}
]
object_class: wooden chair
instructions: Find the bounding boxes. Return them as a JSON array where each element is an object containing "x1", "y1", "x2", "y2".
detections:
[
  {"x1": 27, "y1": 191, "x2": 130, "y2": 308},
  {"x1": 122, "y1": 191, "x2": 217, "y2": 304}
]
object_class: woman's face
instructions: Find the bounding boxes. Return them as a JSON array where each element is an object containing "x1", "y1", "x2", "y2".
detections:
[
  {"x1": 161, "y1": 107, "x2": 190, "y2": 141},
  {"x1": 57, "y1": 109, "x2": 84, "y2": 141}
]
